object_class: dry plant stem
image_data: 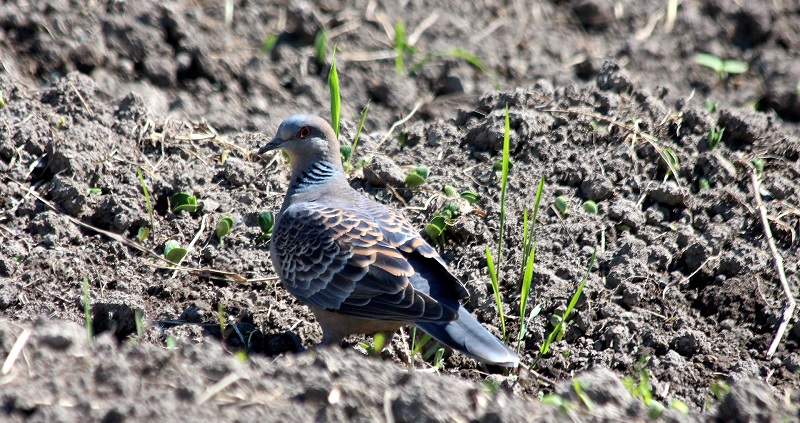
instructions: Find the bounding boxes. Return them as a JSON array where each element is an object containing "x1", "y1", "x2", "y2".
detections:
[
  {"x1": 752, "y1": 172, "x2": 796, "y2": 358},
  {"x1": 374, "y1": 97, "x2": 430, "y2": 150},
  {"x1": 171, "y1": 214, "x2": 208, "y2": 278},
  {"x1": 196, "y1": 372, "x2": 246, "y2": 405},
  {"x1": 1, "y1": 329, "x2": 31, "y2": 375}
]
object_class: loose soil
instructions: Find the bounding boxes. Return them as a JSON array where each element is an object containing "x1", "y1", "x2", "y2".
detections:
[{"x1": 1, "y1": 0, "x2": 799, "y2": 421}]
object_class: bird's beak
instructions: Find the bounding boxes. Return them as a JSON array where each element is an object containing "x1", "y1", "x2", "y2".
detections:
[{"x1": 258, "y1": 137, "x2": 284, "y2": 154}]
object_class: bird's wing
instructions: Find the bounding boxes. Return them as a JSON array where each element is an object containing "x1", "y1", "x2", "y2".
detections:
[{"x1": 273, "y1": 203, "x2": 459, "y2": 322}]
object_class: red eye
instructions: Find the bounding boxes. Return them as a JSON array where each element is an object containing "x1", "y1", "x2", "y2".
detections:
[{"x1": 298, "y1": 126, "x2": 311, "y2": 139}]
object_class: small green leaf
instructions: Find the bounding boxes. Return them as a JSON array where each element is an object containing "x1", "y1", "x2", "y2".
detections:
[
  {"x1": 414, "y1": 165, "x2": 429, "y2": 179},
  {"x1": 425, "y1": 215, "x2": 447, "y2": 240},
  {"x1": 699, "y1": 178, "x2": 710, "y2": 190},
  {"x1": 88, "y1": 187, "x2": 102, "y2": 195},
  {"x1": 582, "y1": 200, "x2": 598, "y2": 214},
  {"x1": 216, "y1": 217, "x2": 235, "y2": 241},
  {"x1": 751, "y1": 158, "x2": 765, "y2": 174},
  {"x1": 695, "y1": 53, "x2": 724, "y2": 73},
  {"x1": 261, "y1": 34, "x2": 278, "y2": 54},
  {"x1": 710, "y1": 380, "x2": 730, "y2": 400},
  {"x1": 164, "y1": 240, "x2": 188, "y2": 264},
  {"x1": 171, "y1": 192, "x2": 197, "y2": 213},
  {"x1": 258, "y1": 211, "x2": 275, "y2": 236},
  {"x1": 670, "y1": 400, "x2": 689, "y2": 414},
  {"x1": 460, "y1": 191, "x2": 480, "y2": 204},
  {"x1": 441, "y1": 203, "x2": 458, "y2": 219},
  {"x1": 405, "y1": 172, "x2": 427, "y2": 188},
  {"x1": 443, "y1": 184, "x2": 458, "y2": 198},
  {"x1": 722, "y1": 60, "x2": 748, "y2": 74},
  {"x1": 493, "y1": 159, "x2": 513, "y2": 173},
  {"x1": 314, "y1": 30, "x2": 328, "y2": 65},
  {"x1": 554, "y1": 196, "x2": 569, "y2": 218},
  {"x1": 137, "y1": 227, "x2": 150, "y2": 241},
  {"x1": 220, "y1": 149, "x2": 230, "y2": 165},
  {"x1": 340, "y1": 145, "x2": 353, "y2": 163}
]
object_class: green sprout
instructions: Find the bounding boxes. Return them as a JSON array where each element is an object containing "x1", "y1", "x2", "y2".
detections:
[
  {"x1": 328, "y1": 46, "x2": 340, "y2": 139},
  {"x1": 220, "y1": 149, "x2": 230, "y2": 165},
  {"x1": 216, "y1": 217, "x2": 235, "y2": 241},
  {"x1": 443, "y1": 184, "x2": 458, "y2": 198},
  {"x1": 342, "y1": 104, "x2": 369, "y2": 172},
  {"x1": 540, "y1": 247, "x2": 596, "y2": 355},
  {"x1": 257, "y1": 211, "x2": 275, "y2": 241},
  {"x1": 404, "y1": 165, "x2": 429, "y2": 188},
  {"x1": 83, "y1": 275, "x2": 93, "y2": 345},
  {"x1": 554, "y1": 196, "x2": 569, "y2": 218},
  {"x1": 661, "y1": 147, "x2": 680, "y2": 182},
  {"x1": 0, "y1": 90, "x2": 5, "y2": 109},
  {"x1": 164, "y1": 240, "x2": 188, "y2": 264},
  {"x1": 582, "y1": 200, "x2": 598, "y2": 214},
  {"x1": 485, "y1": 104, "x2": 511, "y2": 342},
  {"x1": 394, "y1": 21, "x2": 412, "y2": 75},
  {"x1": 261, "y1": 33, "x2": 278, "y2": 54},
  {"x1": 699, "y1": 178, "x2": 710, "y2": 190},
  {"x1": 704, "y1": 99, "x2": 718, "y2": 113},
  {"x1": 171, "y1": 192, "x2": 197, "y2": 213},
  {"x1": 137, "y1": 168, "x2": 154, "y2": 241},
  {"x1": 517, "y1": 176, "x2": 545, "y2": 352},
  {"x1": 314, "y1": 30, "x2": 328, "y2": 65},
  {"x1": 710, "y1": 380, "x2": 731, "y2": 401},
  {"x1": 751, "y1": 158, "x2": 765, "y2": 176},
  {"x1": 695, "y1": 53, "x2": 748, "y2": 80},
  {"x1": 460, "y1": 191, "x2": 480, "y2": 204},
  {"x1": 166, "y1": 336, "x2": 177, "y2": 349},
  {"x1": 708, "y1": 126, "x2": 724, "y2": 150}
]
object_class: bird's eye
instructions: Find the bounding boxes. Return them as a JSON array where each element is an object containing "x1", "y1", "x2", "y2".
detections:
[{"x1": 297, "y1": 126, "x2": 311, "y2": 139}]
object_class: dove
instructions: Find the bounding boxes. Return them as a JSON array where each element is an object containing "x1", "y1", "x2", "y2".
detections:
[{"x1": 259, "y1": 114, "x2": 519, "y2": 367}]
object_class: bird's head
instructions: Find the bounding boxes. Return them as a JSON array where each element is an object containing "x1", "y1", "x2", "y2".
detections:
[{"x1": 258, "y1": 115, "x2": 341, "y2": 166}]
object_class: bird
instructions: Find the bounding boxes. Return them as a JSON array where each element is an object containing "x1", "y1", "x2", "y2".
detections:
[{"x1": 258, "y1": 114, "x2": 519, "y2": 367}]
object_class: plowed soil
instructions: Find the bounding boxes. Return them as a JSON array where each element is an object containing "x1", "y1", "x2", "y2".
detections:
[{"x1": 1, "y1": 0, "x2": 799, "y2": 421}]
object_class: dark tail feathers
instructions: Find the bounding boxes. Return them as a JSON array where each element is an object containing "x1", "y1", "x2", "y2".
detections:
[{"x1": 416, "y1": 307, "x2": 519, "y2": 367}]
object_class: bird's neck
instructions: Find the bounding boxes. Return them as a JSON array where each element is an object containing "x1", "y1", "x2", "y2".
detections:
[{"x1": 282, "y1": 157, "x2": 347, "y2": 206}]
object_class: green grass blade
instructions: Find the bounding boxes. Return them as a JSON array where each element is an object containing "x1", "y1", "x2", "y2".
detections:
[
  {"x1": 83, "y1": 275, "x2": 93, "y2": 345},
  {"x1": 518, "y1": 242, "x2": 536, "y2": 343},
  {"x1": 137, "y1": 167, "x2": 154, "y2": 232},
  {"x1": 314, "y1": 30, "x2": 327, "y2": 65},
  {"x1": 394, "y1": 22, "x2": 406, "y2": 75},
  {"x1": 350, "y1": 104, "x2": 369, "y2": 168},
  {"x1": 328, "y1": 46, "x2": 340, "y2": 139},
  {"x1": 497, "y1": 104, "x2": 511, "y2": 283},
  {"x1": 540, "y1": 247, "x2": 596, "y2": 355},
  {"x1": 485, "y1": 246, "x2": 506, "y2": 340}
]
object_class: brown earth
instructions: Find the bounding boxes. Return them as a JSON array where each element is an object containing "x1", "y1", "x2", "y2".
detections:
[{"x1": 1, "y1": 0, "x2": 799, "y2": 421}]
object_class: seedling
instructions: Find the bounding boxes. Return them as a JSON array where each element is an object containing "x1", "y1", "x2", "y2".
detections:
[
  {"x1": 582, "y1": 200, "x2": 598, "y2": 214},
  {"x1": 314, "y1": 30, "x2": 328, "y2": 65},
  {"x1": 710, "y1": 380, "x2": 730, "y2": 400},
  {"x1": 0, "y1": 90, "x2": 5, "y2": 109},
  {"x1": 220, "y1": 149, "x2": 230, "y2": 165},
  {"x1": 699, "y1": 178, "x2": 710, "y2": 190},
  {"x1": 554, "y1": 196, "x2": 568, "y2": 218},
  {"x1": 695, "y1": 53, "x2": 748, "y2": 80},
  {"x1": 540, "y1": 247, "x2": 596, "y2": 355},
  {"x1": 83, "y1": 275, "x2": 93, "y2": 345},
  {"x1": 137, "y1": 168, "x2": 154, "y2": 240},
  {"x1": 164, "y1": 240, "x2": 188, "y2": 264},
  {"x1": 216, "y1": 216, "x2": 235, "y2": 241},
  {"x1": 661, "y1": 147, "x2": 680, "y2": 182},
  {"x1": 485, "y1": 104, "x2": 511, "y2": 342},
  {"x1": 460, "y1": 191, "x2": 480, "y2": 204},
  {"x1": 166, "y1": 336, "x2": 177, "y2": 349},
  {"x1": 707, "y1": 126, "x2": 724, "y2": 150},
  {"x1": 404, "y1": 165, "x2": 429, "y2": 187},
  {"x1": 411, "y1": 48, "x2": 498, "y2": 88},
  {"x1": 359, "y1": 332, "x2": 386, "y2": 357},
  {"x1": 261, "y1": 34, "x2": 278, "y2": 54},
  {"x1": 751, "y1": 158, "x2": 765, "y2": 176},
  {"x1": 257, "y1": 211, "x2": 275, "y2": 241},
  {"x1": 88, "y1": 187, "x2": 102, "y2": 195},
  {"x1": 328, "y1": 46, "x2": 340, "y2": 138},
  {"x1": 394, "y1": 21, "x2": 415, "y2": 75},
  {"x1": 485, "y1": 246, "x2": 506, "y2": 340},
  {"x1": 171, "y1": 192, "x2": 197, "y2": 213},
  {"x1": 492, "y1": 158, "x2": 513, "y2": 178},
  {"x1": 443, "y1": 184, "x2": 458, "y2": 198},
  {"x1": 517, "y1": 176, "x2": 545, "y2": 352},
  {"x1": 704, "y1": 99, "x2": 718, "y2": 113},
  {"x1": 342, "y1": 104, "x2": 369, "y2": 172}
]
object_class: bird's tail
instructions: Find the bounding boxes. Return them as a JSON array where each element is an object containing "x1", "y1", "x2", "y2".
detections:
[{"x1": 416, "y1": 307, "x2": 519, "y2": 367}]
